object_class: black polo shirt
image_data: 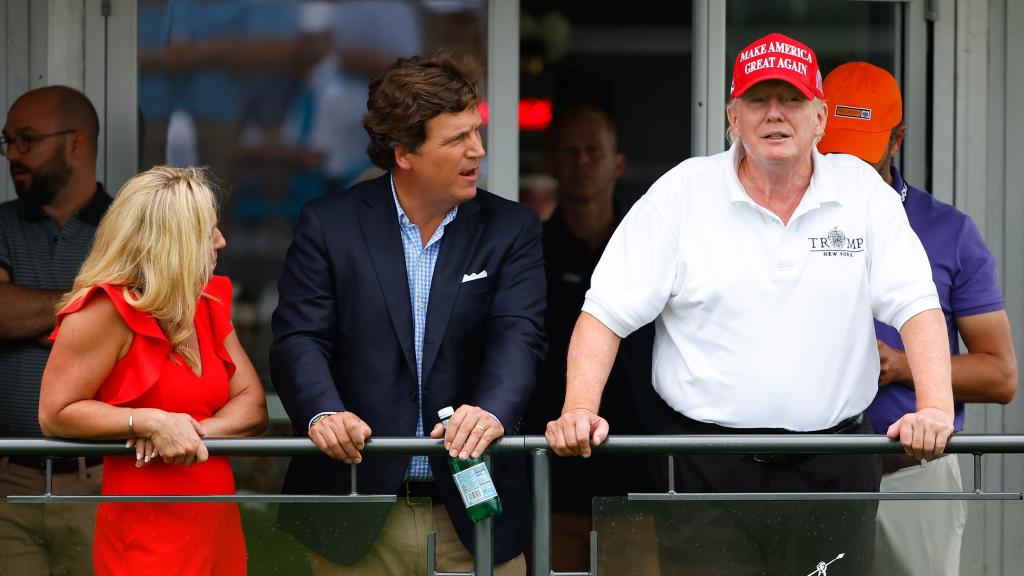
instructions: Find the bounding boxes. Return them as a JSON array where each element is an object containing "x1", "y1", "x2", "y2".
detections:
[
  {"x1": 525, "y1": 206, "x2": 670, "y2": 513},
  {"x1": 0, "y1": 184, "x2": 111, "y2": 437}
]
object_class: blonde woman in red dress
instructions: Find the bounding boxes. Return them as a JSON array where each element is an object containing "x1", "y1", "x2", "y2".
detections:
[{"x1": 38, "y1": 165, "x2": 267, "y2": 575}]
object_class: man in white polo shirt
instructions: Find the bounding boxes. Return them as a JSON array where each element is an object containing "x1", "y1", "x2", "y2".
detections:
[{"x1": 545, "y1": 33, "x2": 954, "y2": 574}]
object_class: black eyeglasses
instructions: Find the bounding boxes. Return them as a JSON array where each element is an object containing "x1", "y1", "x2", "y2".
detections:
[{"x1": 0, "y1": 129, "x2": 75, "y2": 157}]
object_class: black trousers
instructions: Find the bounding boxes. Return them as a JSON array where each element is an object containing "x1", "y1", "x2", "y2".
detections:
[{"x1": 654, "y1": 414, "x2": 881, "y2": 576}]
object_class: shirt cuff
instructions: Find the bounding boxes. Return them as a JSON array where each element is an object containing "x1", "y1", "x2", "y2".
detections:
[
  {"x1": 311, "y1": 410, "x2": 502, "y2": 431},
  {"x1": 582, "y1": 297, "x2": 634, "y2": 339},
  {"x1": 890, "y1": 294, "x2": 941, "y2": 332},
  {"x1": 308, "y1": 411, "x2": 337, "y2": 430}
]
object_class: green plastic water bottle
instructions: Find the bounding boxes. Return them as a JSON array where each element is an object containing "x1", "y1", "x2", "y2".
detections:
[{"x1": 438, "y1": 406, "x2": 503, "y2": 522}]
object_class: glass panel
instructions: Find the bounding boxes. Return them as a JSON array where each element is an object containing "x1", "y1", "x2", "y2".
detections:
[
  {"x1": 249, "y1": 500, "x2": 405, "y2": 575},
  {"x1": 726, "y1": 0, "x2": 898, "y2": 76},
  {"x1": 519, "y1": 1, "x2": 693, "y2": 215},
  {"x1": 137, "y1": 0, "x2": 488, "y2": 404},
  {"x1": 0, "y1": 500, "x2": 101, "y2": 574},
  {"x1": 594, "y1": 496, "x2": 1018, "y2": 576},
  {"x1": 0, "y1": 498, "x2": 410, "y2": 575}
]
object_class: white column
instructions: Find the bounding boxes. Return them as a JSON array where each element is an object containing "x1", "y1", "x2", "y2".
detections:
[
  {"x1": 486, "y1": 0, "x2": 519, "y2": 201},
  {"x1": 46, "y1": 0, "x2": 84, "y2": 89},
  {"x1": 2, "y1": 0, "x2": 33, "y2": 201},
  {"x1": 930, "y1": 0, "x2": 955, "y2": 204},
  {"x1": 692, "y1": 0, "x2": 726, "y2": 157},
  {"x1": 84, "y1": 0, "x2": 107, "y2": 185},
  {"x1": 954, "y1": 0, "x2": 989, "y2": 230},
  {"x1": 903, "y1": 0, "x2": 928, "y2": 187},
  {"x1": 100, "y1": 0, "x2": 137, "y2": 193}
]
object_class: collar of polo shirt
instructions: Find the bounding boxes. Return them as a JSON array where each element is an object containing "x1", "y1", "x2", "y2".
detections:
[{"x1": 725, "y1": 142, "x2": 841, "y2": 215}]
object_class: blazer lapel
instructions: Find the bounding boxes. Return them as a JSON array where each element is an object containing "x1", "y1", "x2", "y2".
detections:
[
  {"x1": 358, "y1": 175, "x2": 417, "y2": 378},
  {"x1": 421, "y1": 196, "x2": 482, "y2": 384}
]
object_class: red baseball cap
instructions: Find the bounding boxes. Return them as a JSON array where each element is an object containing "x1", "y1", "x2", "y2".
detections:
[
  {"x1": 730, "y1": 33, "x2": 823, "y2": 100},
  {"x1": 817, "y1": 62, "x2": 903, "y2": 164}
]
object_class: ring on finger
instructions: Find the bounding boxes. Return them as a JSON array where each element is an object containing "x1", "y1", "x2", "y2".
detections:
[{"x1": 472, "y1": 425, "x2": 486, "y2": 436}]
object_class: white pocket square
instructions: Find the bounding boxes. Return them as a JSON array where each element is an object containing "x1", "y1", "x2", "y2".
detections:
[{"x1": 462, "y1": 270, "x2": 488, "y2": 283}]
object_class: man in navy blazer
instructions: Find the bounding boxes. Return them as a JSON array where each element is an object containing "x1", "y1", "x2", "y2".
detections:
[{"x1": 271, "y1": 52, "x2": 545, "y2": 575}]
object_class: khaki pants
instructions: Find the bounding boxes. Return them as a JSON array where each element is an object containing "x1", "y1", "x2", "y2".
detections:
[
  {"x1": 308, "y1": 498, "x2": 525, "y2": 576},
  {"x1": 874, "y1": 455, "x2": 965, "y2": 576},
  {"x1": 0, "y1": 457, "x2": 102, "y2": 576}
]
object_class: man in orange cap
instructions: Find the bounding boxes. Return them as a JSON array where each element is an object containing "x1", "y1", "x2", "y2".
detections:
[
  {"x1": 546, "y1": 33, "x2": 955, "y2": 574},
  {"x1": 820, "y1": 62, "x2": 1016, "y2": 576}
]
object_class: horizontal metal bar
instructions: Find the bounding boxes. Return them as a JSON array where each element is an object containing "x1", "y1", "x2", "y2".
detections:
[
  {"x1": 581, "y1": 435, "x2": 1024, "y2": 454},
  {"x1": 627, "y1": 491, "x2": 1023, "y2": 502},
  {"x1": 13, "y1": 491, "x2": 1015, "y2": 504},
  {"x1": 6, "y1": 494, "x2": 396, "y2": 504},
  {"x1": 3, "y1": 434, "x2": 1024, "y2": 457}
]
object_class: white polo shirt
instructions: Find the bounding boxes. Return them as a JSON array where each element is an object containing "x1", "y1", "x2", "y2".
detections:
[{"x1": 583, "y1": 144, "x2": 939, "y2": 430}]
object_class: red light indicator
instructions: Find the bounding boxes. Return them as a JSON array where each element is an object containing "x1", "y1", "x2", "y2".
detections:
[
  {"x1": 476, "y1": 99, "x2": 553, "y2": 131},
  {"x1": 519, "y1": 98, "x2": 552, "y2": 131}
]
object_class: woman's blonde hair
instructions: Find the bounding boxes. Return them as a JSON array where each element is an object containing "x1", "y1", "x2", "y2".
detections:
[{"x1": 59, "y1": 165, "x2": 220, "y2": 370}]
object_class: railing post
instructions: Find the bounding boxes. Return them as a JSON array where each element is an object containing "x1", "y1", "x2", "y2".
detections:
[
  {"x1": 667, "y1": 454, "x2": 676, "y2": 493},
  {"x1": 426, "y1": 531, "x2": 437, "y2": 576},
  {"x1": 350, "y1": 462, "x2": 358, "y2": 495},
  {"x1": 973, "y1": 452, "x2": 983, "y2": 493},
  {"x1": 532, "y1": 447, "x2": 551, "y2": 576},
  {"x1": 473, "y1": 453, "x2": 494, "y2": 576},
  {"x1": 589, "y1": 529, "x2": 599, "y2": 576}
]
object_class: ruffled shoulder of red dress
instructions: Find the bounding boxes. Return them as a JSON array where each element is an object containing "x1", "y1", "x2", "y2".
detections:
[
  {"x1": 52, "y1": 284, "x2": 170, "y2": 406},
  {"x1": 203, "y1": 275, "x2": 237, "y2": 379},
  {"x1": 53, "y1": 284, "x2": 166, "y2": 341}
]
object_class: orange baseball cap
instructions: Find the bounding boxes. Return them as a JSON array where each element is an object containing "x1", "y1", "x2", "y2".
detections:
[
  {"x1": 818, "y1": 62, "x2": 903, "y2": 164},
  {"x1": 730, "y1": 33, "x2": 823, "y2": 100}
]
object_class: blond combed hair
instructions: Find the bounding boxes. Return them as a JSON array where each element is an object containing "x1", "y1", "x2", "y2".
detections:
[{"x1": 59, "y1": 165, "x2": 220, "y2": 371}]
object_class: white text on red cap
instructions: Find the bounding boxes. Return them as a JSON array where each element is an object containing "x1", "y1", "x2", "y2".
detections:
[
  {"x1": 738, "y1": 40, "x2": 814, "y2": 64},
  {"x1": 744, "y1": 56, "x2": 809, "y2": 76}
]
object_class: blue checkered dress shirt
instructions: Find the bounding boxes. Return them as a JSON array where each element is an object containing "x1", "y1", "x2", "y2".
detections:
[{"x1": 392, "y1": 177, "x2": 458, "y2": 481}]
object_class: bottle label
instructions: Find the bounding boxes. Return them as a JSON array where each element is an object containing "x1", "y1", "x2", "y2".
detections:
[{"x1": 452, "y1": 462, "x2": 498, "y2": 508}]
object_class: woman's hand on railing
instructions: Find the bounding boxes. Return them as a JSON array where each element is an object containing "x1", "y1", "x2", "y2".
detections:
[
  {"x1": 126, "y1": 436, "x2": 159, "y2": 467},
  {"x1": 134, "y1": 409, "x2": 209, "y2": 466},
  {"x1": 545, "y1": 408, "x2": 609, "y2": 458}
]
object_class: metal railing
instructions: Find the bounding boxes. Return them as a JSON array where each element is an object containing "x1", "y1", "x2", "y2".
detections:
[{"x1": 3, "y1": 434, "x2": 1024, "y2": 576}]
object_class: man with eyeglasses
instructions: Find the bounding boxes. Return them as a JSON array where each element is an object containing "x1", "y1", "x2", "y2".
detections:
[{"x1": 0, "y1": 85, "x2": 110, "y2": 576}]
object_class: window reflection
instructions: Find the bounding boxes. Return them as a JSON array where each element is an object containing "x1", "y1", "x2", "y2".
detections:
[
  {"x1": 519, "y1": 1, "x2": 693, "y2": 216},
  {"x1": 726, "y1": 1, "x2": 898, "y2": 89},
  {"x1": 138, "y1": 0, "x2": 488, "y2": 393}
]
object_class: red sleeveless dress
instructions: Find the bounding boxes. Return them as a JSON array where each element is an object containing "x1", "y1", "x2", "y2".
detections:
[{"x1": 53, "y1": 276, "x2": 247, "y2": 575}]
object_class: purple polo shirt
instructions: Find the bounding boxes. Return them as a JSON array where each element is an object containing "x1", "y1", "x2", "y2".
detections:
[{"x1": 866, "y1": 167, "x2": 1005, "y2": 433}]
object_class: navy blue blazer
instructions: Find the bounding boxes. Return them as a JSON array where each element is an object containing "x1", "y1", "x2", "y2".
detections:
[{"x1": 271, "y1": 173, "x2": 546, "y2": 565}]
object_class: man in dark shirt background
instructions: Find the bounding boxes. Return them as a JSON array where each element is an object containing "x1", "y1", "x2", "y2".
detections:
[
  {"x1": 0, "y1": 85, "x2": 110, "y2": 576},
  {"x1": 524, "y1": 105, "x2": 667, "y2": 573}
]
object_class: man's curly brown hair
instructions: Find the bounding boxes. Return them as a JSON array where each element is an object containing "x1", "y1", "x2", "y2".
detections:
[{"x1": 363, "y1": 51, "x2": 481, "y2": 170}]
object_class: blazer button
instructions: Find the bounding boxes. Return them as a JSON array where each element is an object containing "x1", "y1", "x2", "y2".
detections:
[{"x1": 408, "y1": 390, "x2": 418, "y2": 402}]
